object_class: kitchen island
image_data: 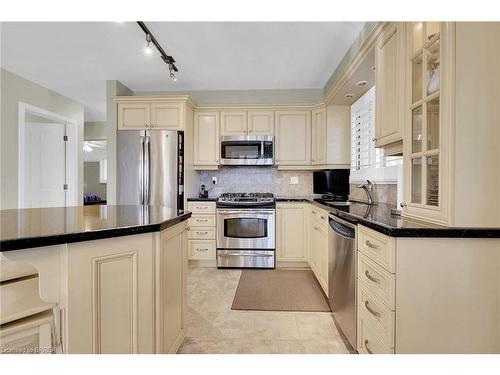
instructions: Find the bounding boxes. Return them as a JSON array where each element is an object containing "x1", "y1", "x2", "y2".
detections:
[{"x1": 0, "y1": 205, "x2": 191, "y2": 354}]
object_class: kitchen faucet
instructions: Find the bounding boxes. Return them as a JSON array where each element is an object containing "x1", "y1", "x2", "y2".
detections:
[{"x1": 357, "y1": 180, "x2": 374, "y2": 205}]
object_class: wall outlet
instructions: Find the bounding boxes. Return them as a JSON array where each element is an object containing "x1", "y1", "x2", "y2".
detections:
[
  {"x1": 212, "y1": 176, "x2": 217, "y2": 185},
  {"x1": 290, "y1": 176, "x2": 299, "y2": 185}
]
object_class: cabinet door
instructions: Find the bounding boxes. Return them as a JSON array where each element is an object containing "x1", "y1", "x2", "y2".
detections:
[
  {"x1": 194, "y1": 112, "x2": 220, "y2": 166},
  {"x1": 247, "y1": 110, "x2": 274, "y2": 135},
  {"x1": 151, "y1": 102, "x2": 183, "y2": 130},
  {"x1": 118, "y1": 102, "x2": 151, "y2": 130},
  {"x1": 66, "y1": 234, "x2": 154, "y2": 353},
  {"x1": 157, "y1": 222, "x2": 188, "y2": 354},
  {"x1": 311, "y1": 107, "x2": 327, "y2": 165},
  {"x1": 276, "y1": 203, "x2": 308, "y2": 262},
  {"x1": 375, "y1": 23, "x2": 404, "y2": 147},
  {"x1": 220, "y1": 111, "x2": 247, "y2": 136},
  {"x1": 275, "y1": 111, "x2": 311, "y2": 165}
]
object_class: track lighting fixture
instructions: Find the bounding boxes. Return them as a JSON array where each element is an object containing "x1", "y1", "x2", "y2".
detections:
[
  {"x1": 144, "y1": 34, "x2": 153, "y2": 55},
  {"x1": 137, "y1": 21, "x2": 179, "y2": 79}
]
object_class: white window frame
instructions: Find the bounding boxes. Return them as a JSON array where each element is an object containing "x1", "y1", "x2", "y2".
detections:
[{"x1": 350, "y1": 87, "x2": 400, "y2": 184}]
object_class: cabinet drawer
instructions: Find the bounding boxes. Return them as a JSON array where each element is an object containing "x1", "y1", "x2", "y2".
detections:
[
  {"x1": 358, "y1": 253, "x2": 395, "y2": 310},
  {"x1": 358, "y1": 282, "x2": 395, "y2": 347},
  {"x1": 310, "y1": 207, "x2": 328, "y2": 231},
  {"x1": 357, "y1": 315, "x2": 394, "y2": 354},
  {"x1": 358, "y1": 225, "x2": 395, "y2": 272},
  {"x1": 188, "y1": 240, "x2": 216, "y2": 260},
  {"x1": 187, "y1": 227, "x2": 215, "y2": 240},
  {"x1": 189, "y1": 215, "x2": 215, "y2": 228},
  {"x1": 187, "y1": 202, "x2": 216, "y2": 214}
]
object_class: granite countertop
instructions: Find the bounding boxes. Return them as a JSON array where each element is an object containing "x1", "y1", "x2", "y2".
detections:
[
  {"x1": 278, "y1": 196, "x2": 500, "y2": 238},
  {"x1": 0, "y1": 205, "x2": 192, "y2": 251}
]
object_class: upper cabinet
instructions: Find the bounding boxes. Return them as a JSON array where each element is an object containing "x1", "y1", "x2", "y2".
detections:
[
  {"x1": 275, "y1": 110, "x2": 311, "y2": 166},
  {"x1": 193, "y1": 111, "x2": 220, "y2": 168},
  {"x1": 220, "y1": 111, "x2": 247, "y2": 136},
  {"x1": 311, "y1": 107, "x2": 327, "y2": 165},
  {"x1": 116, "y1": 97, "x2": 192, "y2": 131},
  {"x1": 220, "y1": 110, "x2": 274, "y2": 136},
  {"x1": 375, "y1": 22, "x2": 405, "y2": 148},
  {"x1": 118, "y1": 102, "x2": 151, "y2": 130},
  {"x1": 247, "y1": 110, "x2": 274, "y2": 135}
]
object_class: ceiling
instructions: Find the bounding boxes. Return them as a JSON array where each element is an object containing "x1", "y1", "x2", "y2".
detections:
[{"x1": 1, "y1": 22, "x2": 365, "y2": 121}]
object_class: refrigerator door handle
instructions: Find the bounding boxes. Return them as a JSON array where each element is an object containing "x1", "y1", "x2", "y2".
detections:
[
  {"x1": 144, "y1": 135, "x2": 151, "y2": 205},
  {"x1": 139, "y1": 135, "x2": 145, "y2": 204}
]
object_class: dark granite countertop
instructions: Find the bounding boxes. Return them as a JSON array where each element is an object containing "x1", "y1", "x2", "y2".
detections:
[
  {"x1": 187, "y1": 197, "x2": 218, "y2": 202},
  {"x1": 0, "y1": 205, "x2": 192, "y2": 251},
  {"x1": 277, "y1": 196, "x2": 500, "y2": 238}
]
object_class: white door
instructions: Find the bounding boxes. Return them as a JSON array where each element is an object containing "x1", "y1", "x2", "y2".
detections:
[{"x1": 24, "y1": 123, "x2": 67, "y2": 208}]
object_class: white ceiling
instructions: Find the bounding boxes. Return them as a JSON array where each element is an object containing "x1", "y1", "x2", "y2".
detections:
[{"x1": 1, "y1": 22, "x2": 365, "y2": 121}]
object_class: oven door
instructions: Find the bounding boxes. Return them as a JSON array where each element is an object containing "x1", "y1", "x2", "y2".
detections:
[
  {"x1": 220, "y1": 135, "x2": 273, "y2": 166},
  {"x1": 217, "y1": 209, "x2": 275, "y2": 249}
]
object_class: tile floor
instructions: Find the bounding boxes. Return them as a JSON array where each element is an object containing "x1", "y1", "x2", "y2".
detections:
[{"x1": 177, "y1": 267, "x2": 350, "y2": 354}]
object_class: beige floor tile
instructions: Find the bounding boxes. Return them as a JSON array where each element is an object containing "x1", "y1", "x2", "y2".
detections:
[{"x1": 178, "y1": 267, "x2": 350, "y2": 354}]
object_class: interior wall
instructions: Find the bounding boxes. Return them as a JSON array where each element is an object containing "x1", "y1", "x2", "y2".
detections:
[
  {"x1": 83, "y1": 162, "x2": 107, "y2": 199},
  {"x1": 105, "y1": 80, "x2": 132, "y2": 205},
  {"x1": 133, "y1": 89, "x2": 324, "y2": 106},
  {"x1": 84, "y1": 121, "x2": 107, "y2": 140},
  {"x1": 0, "y1": 68, "x2": 85, "y2": 209}
]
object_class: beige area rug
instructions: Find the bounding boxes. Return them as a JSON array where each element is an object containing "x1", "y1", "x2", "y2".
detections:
[{"x1": 231, "y1": 269, "x2": 331, "y2": 312}]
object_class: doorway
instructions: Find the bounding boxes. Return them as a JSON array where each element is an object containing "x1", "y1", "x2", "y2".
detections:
[{"x1": 18, "y1": 103, "x2": 78, "y2": 208}]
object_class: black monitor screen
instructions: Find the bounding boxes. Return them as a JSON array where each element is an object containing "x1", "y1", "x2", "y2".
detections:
[{"x1": 313, "y1": 169, "x2": 350, "y2": 197}]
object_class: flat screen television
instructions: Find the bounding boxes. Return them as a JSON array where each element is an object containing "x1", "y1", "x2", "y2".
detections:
[{"x1": 313, "y1": 169, "x2": 350, "y2": 198}]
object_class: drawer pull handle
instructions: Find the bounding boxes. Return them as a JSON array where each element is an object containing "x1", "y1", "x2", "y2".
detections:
[
  {"x1": 196, "y1": 219, "x2": 209, "y2": 222},
  {"x1": 197, "y1": 248, "x2": 209, "y2": 252},
  {"x1": 186, "y1": 227, "x2": 191, "y2": 231},
  {"x1": 364, "y1": 339, "x2": 373, "y2": 354},
  {"x1": 364, "y1": 270, "x2": 380, "y2": 283},
  {"x1": 196, "y1": 206, "x2": 208, "y2": 209},
  {"x1": 364, "y1": 301, "x2": 381, "y2": 317},
  {"x1": 196, "y1": 231, "x2": 209, "y2": 235},
  {"x1": 320, "y1": 215, "x2": 326, "y2": 220},
  {"x1": 365, "y1": 240, "x2": 379, "y2": 249}
]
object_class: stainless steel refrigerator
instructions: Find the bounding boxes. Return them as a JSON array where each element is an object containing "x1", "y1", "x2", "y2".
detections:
[{"x1": 117, "y1": 130, "x2": 183, "y2": 209}]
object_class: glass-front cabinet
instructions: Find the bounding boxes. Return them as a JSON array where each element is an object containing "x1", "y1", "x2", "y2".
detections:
[{"x1": 403, "y1": 22, "x2": 452, "y2": 224}]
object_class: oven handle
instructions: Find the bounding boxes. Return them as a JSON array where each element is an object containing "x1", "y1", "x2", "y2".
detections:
[
  {"x1": 217, "y1": 210, "x2": 275, "y2": 215},
  {"x1": 218, "y1": 252, "x2": 274, "y2": 257}
]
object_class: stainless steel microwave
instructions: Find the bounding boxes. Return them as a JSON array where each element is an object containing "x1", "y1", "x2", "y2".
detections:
[{"x1": 220, "y1": 135, "x2": 274, "y2": 166}]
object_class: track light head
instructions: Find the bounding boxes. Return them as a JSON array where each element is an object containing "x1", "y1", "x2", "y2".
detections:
[{"x1": 144, "y1": 34, "x2": 153, "y2": 55}]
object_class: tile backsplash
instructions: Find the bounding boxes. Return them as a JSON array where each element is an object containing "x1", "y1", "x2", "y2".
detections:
[
  {"x1": 349, "y1": 183, "x2": 397, "y2": 206},
  {"x1": 195, "y1": 167, "x2": 313, "y2": 197}
]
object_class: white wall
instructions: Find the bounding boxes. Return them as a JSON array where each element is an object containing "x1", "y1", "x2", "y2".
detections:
[
  {"x1": 0, "y1": 68, "x2": 85, "y2": 209},
  {"x1": 84, "y1": 121, "x2": 107, "y2": 140}
]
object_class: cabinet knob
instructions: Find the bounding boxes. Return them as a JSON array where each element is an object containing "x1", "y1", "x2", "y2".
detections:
[{"x1": 400, "y1": 202, "x2": 407, "y2": 208}]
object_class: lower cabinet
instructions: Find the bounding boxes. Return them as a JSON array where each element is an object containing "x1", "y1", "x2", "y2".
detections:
[
  {"x1": 65, "y1": 222, "x2": 188, "y2": 354},
  {"x1": 66, "y1": 233, "x2": 155, "y2": 354},
  {"x1": 187, "y1": 202, "x2": 216, "y2": 262},
  {"x1": 156, "y1": 222, "x2": 188, "y2": 354},
  {"x1": 276, "y1": 203, "x2": 308, "y2": 263},
  {"x1": 308, "y1": 205, "x2": 329, "y2": 296}
]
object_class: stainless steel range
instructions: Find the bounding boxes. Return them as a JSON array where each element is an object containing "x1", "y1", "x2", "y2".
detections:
[{"x1": 216, "y1": 193, "x2": 276, "y2": 269}]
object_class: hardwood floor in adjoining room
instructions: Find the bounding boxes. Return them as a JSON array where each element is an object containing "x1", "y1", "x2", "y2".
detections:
[{"x1": 177, "y1": 267, "x2": 349, "y2": 354}]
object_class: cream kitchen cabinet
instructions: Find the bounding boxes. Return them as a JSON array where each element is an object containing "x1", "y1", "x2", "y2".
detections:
[
  {"x1": 193, "y1": 112, "x2": 220, "y2": 168},
  {"x1": 308, "y1": 205, "x2": 329, "y2": 296},
  {"x1": 402, "y1": 22, "x2": 500, "y2": 227},
  {"x1": 187, "y1": 201, "x2": 216, "y2": 262},
  {"x1": 116, "y1": 97, "x2": 192, "y2": 130},
  {"x1": 65, "y1": 233, "x2": 155, "y2": 354},
  {"x1": 247, "y1": 110, "x2": 274, "y2": 135},
  {"x1": 117, "y1": 102, "x2": 151, "y2": 130},
  {"x1": 220, "y1": 110, "x2": 274, "y2": 136},
  {"x1": 311, "y1": 107, "x2": 327, "y2": 165},
  {"x1": 156, "y1": 222, "x2": 188, "y2": 354},
  {"x1": 375, "y1": 22, "x2": 405, "y2": 148},
  {"x1": 276, "y1": 202, "x2": 308, "y2": 263},
  {"x1": 220, "y1": 111, "x2": 247, "y2": 136},
  {"x1": 275, "y1": 110, "x2": 311, "y2": 166}
]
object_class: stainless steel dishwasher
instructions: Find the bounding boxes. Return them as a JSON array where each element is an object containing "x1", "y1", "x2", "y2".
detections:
[{"x1": 328, "y1": 214, "x2": 357, "y2": 351}]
